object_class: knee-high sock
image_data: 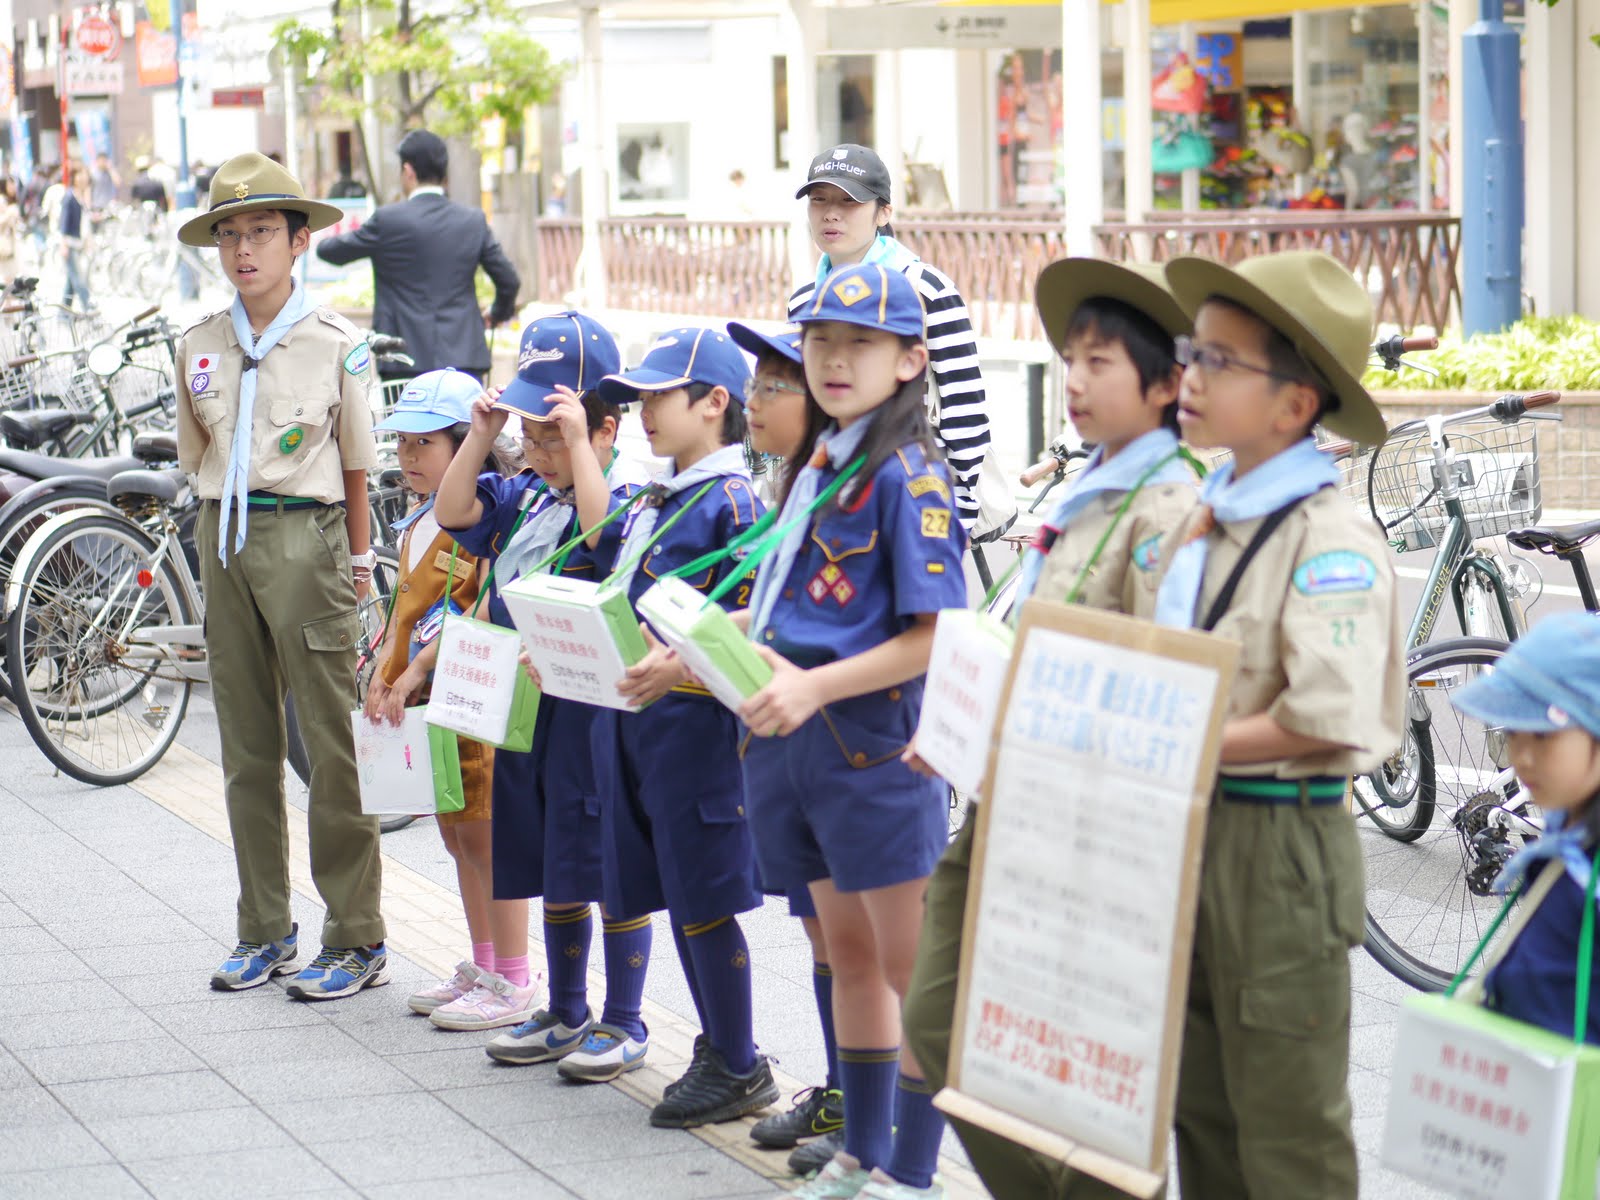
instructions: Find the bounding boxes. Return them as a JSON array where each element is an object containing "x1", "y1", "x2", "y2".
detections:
[
  {"x1": 680, "y1": 916, "x2": 757, "y2": 1074},
  {"x1": 670, "y1": 920, "x2": 709, "y2": 1031},
  {"x1": 813, "y1": 963, "x2": 839, "y2": 1091},
  {"x1": 886, "y1": 1072, "x2": 945, "y2": 1188},
  {"x1": 542, "y1": 905, "x2": 592, "y2": 1026},
  {"x1": 600, "y1": 914, "x2": 652, "y2": 1040},
  {"x1": 838, "y1": 1048, "x2": 899, "y2": 1171}
]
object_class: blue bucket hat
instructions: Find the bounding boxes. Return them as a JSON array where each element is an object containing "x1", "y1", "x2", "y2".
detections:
[
  {"x1": 727, "y1": 321, "x2": 802, "y2": 366},
  {"x1": 795, "y1": 262, "x2": 924, "y2": 338},
  {"x1": 597, "y1": 326, "x2": 750, "y2": 408},
  {"x1": 493, "y1": 311, "x2": 621, "y2": 421},
  {"x1": 374, "y1": 368, "x2": 482, "y2": 433},
  {"x1": 1453, "y1": 613, "x2": 1600, "y2": 737}
]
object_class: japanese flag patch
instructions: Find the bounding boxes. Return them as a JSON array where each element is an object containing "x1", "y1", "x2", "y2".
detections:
[{"x1": 188, "y1": 353, "x2": 217, "y2": 376}]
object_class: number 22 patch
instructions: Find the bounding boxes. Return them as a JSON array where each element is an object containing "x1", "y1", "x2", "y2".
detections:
[{"x1": 920, "y1": 509, "x2": 951, "y2": 539}]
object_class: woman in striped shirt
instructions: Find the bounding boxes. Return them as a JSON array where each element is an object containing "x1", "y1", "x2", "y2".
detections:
[{"x1": 788, "y1": 144, "x2": 992, "y2": 533}]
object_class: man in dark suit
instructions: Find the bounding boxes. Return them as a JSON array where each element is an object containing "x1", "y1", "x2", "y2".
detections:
[{"x1": 316, "y1": 129, "x2": 520, "y2": 381}]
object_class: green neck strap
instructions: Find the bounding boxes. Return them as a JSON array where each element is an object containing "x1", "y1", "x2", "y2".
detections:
[
  {"x1": 450, "y1": 481, "x2": 546, "y2": 620},
  {"x1": 1060, "y1": 447, "x2": 1196, "y2": 606},
  {"x1": 600, "y1": 480, "x2": 719, "y2": 588}
]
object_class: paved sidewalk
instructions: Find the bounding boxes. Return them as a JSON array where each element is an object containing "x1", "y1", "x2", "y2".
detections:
[{"x1": 0, "y1": 690, "x2": 1444, "y2": 1199}]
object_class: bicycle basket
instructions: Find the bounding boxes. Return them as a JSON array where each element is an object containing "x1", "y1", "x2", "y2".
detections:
[{"x1": 1355, "y1": 417, "x2": 1541, "y2": 552}]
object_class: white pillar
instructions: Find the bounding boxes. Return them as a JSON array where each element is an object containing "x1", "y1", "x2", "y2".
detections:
[
  {"x1": 786, "y1": 0, "x2": 822, "y2": 282},
  {"x1": 878, "y1": 49, "x2": 905, "y2": 210},
  {"x1": 281, "y1": 48, "x2": 299, "y2": 186},
  {"x1": 577, "y1": 0, "x2": 608, "y2": 308},
  {"x1": 1061, "y1": 0, "x2": 1103, "y2": 254},
  {"x1": 1448, "y1": 0, "x2": 1472, "y2": 222},
  {"x1": 1290, "y1": 12, "x2": 1308, "y2": 198},
  {"x1": 1524, "y1": 0, "x2": 1575, "y2": 317},
  {"x1": 1122, "y1": 0, "x2": 1152, "y2": 230},
  {"x1": 1178, "y1": 23, "x2": 1201, "y2": 214}
]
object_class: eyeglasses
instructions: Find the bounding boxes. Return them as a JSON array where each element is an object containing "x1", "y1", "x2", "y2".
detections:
[
  {"x1": 520, "y1": 433, "x2": 569, "y2": 454},
  {"x1": 744, "y1": 377, "x2": 807, "y2": 401},
  {"x1": 211, "y1": 224, "x2": 286, "y2": 250},
  {"x1": 1174, "y1": 335, "x2": 1303, "y2": 384}
]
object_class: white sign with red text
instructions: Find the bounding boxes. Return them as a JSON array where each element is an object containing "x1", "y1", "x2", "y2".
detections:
[
  {"x1": 423, "y1": 617, "x2": 521, "y2": 743},
  {"x1": 912, "y1": 608, "x2": 1013, "y2": 796}
]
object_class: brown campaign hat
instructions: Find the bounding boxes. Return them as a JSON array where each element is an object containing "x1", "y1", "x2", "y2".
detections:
[
  {"x1": 1164, "y1": 250, "x2": 1385, "y2": 446},
  {"x1": 1034, "y1": 258, "x2": 1192, "y2": 360},
  {"x1": 177, "y1": 152, "x2": 344, "y2": 248}
]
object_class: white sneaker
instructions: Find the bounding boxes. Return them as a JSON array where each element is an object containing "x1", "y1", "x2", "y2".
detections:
[
  {"x1": 407, "y1": 961, "x2": 479, "y2": 1015},
  {"x1": 856, "y1": 1168, "x2": 944, "y2": 1199},
  {"x1": 428, "y1": 969, "x2": 540, "y2": 1030},
  {"x1": 783, "y1": 1151, "x2": 872, "y2": 1198},
  {"x1": 485, "y1": 1008, "x2": 595, "y2": 1064},
  {"x1": 555, "y1": 1021, "x2": 650, "y2": 1083}
]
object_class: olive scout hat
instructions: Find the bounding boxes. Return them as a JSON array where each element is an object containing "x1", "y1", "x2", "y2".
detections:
[
  {"x1": 177, "y1": 152, "x2": 344, "y2": 248},
  {"x1": 1163, "y1": 250, "x2": 1385, "y2": 447},
  {"x1": 1034, "y1": 258, "x2": 1192, "y2": 359}
]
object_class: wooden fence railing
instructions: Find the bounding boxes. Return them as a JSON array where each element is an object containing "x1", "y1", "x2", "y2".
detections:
[{"x1": 534, "y1": 211, "x2": 1462, "y2": 339}]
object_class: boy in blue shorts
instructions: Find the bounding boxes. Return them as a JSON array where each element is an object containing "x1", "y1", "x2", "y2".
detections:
[
  {"x1": 586, "y1": 328, "x2": 780, "y2": 1128},
  {"x1": 434, "y1": 312, "x2": 657, "y2": 1045}
]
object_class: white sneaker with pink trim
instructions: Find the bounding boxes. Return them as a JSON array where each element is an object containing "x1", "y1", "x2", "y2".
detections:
[
  {"x1": 429, "y1": 969, "x2": 541, "y2": 1031},
  {"x1": 406, "y1": 961, "x2": 479, "y2": 1015}
]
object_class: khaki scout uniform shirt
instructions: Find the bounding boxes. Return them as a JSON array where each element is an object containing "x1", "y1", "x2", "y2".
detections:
[
  {"x1": 1029, "y1": 481, "x2": 1197, "y2": 620},
  {"x1": 1162, "y1": 485, "x2": 1405, "y2": 778},
  {"x1": 176, "y1": 306, "x2": 379, "y2": 504}
]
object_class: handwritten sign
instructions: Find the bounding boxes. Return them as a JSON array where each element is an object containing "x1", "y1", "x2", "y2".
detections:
[
  {"x1": 351, "y1": 708, "x2": 438, "y2": 816},
  {"x1": 501, "y1": 575, "x2": 648, "y2": 712},
  {"x1": 938, "y1": 601, "x2": 1237, "y2": 1197},
  {"x1": 912, "y1": 609, "x2": 1014, "y2": 796},
  {"x1": 423, "y1": 617, "x2": 522, "y2": 741}
]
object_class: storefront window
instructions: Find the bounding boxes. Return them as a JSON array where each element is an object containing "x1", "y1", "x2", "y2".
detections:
[{"x1": 995, "y1": 49, "x2": 1063, "y2": 209}]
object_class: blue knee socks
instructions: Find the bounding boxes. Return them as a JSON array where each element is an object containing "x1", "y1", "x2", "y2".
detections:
[
  {"x1": 813, "y1": 963, "x2": 839, "y2": 1091},
  {"x1": 670, "y1": 921, "x2": 709, "y2": 1030},
  {"x1": 838, "y1": 1048, "x2": 899, "y2": 1171},
  {"x1": 885, "y1": 1071, "x2": 945, "y2": 1188},
  {"x1": 600, "y1": 914, "x2": 652, "y2": 1040},
  {"x1": 680, "y1": 916, "x2": 757, "y2": 1075},
  {"x1": 542, "y1": 905, "x2": 592, "y2": 1027}
]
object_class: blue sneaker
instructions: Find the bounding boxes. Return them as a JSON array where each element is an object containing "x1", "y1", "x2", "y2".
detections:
[
  {"x1": 556, "y1": 1021, "x2": 649, "y2": 1082},
  {"x1": 485, "y1": 1007, "x2": 594, "y2": 1064},
  {"x1": 284, "y1": 943, "x2": 390, "y2": 1001},
  {"x1": 210, "y1": 923, "x2": 299, "y2": 991}
]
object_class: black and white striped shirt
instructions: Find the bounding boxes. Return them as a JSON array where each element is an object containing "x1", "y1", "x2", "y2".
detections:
[{"x1": 789, "y1": 259, "x2": 991, "y2": 530}]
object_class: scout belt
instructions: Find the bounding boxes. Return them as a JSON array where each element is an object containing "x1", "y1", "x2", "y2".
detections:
[
  {"x1": 246, "y1": 490, "x2": 322, "y2": 510},
  {"x1": 1217, "y1": 774, "x2": 1347, "y2": 807}
]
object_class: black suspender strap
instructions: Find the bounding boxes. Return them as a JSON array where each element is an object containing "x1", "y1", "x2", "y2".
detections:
[{"x1": 1198, "y1": 490, "x2": 1323, "y2": 633}]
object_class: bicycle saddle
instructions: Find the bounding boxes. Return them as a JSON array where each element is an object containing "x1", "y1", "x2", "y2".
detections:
[
  {"x1": 0, "y1": 446, "x2": 142, "y2": 481},
  {"x1": 107, "y1": 467, "x2": 185, "y2": 509},
  {"x1": 1506, "y1": 518, "x2": 1600, "y2": 554},
  {"x1": 131, "y1": 431, "x2": 179, "y2": 464},
  {"x1": 0, "y1": 408, "x2": 90, "y2": 450}
]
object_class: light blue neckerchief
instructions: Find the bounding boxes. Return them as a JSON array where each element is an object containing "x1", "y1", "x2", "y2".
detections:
[
  {"x1": 813, "y1": 234, "x2": 920, "y2": 292},
  {"x1": 1493, "y1": 810, "x2": 1600, "y2": 908},
  {"x1": 390, "y1": 496, "x2": 433, "y2": 535},
  {"x1": 1152, "y1": 437, "x2": 1341, "y2": 628},
  {"x1": 611, "y1": 443, "x2": 750, "y2": 595},
  {"x1": 217, "y1": 282, "x2": 319, "y2": 562},
  {"x1": 748, "y1": 418, "x2": 871, "y2": 639},
  {"x1": 1015, "y1": 428, "x2": 1192, "y2": 606}
]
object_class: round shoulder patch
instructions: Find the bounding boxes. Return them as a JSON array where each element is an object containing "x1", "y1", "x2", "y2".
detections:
[
  {"x1": 343, "y1": 343, "x2": 371, "y2": 376},
  {"x1": 1293, "y1": 550, "x2": 1376, "y2": 595}
]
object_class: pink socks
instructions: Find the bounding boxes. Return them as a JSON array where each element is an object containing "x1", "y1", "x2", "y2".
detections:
[
  {"x1": 472, "y1": 941, "x2": 495, "y2": 973},
  {"x1": 497, "y1": 954, "x2": 531, "y2": 988}
]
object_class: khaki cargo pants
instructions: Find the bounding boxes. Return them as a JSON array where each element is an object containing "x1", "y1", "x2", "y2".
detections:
[
  {"x1": 197, "y1": 499, "x2": 385, "y2": 949},
  {"x1": 904, "y1": 797, "x2": 1364, "y2": 1200}
]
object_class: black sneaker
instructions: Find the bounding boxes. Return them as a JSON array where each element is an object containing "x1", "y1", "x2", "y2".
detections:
[
  {"x1": 749, "y1": 1084, "x2": 845, "y2": 1148},
  {"x1": 663, "y1": 1033, "x2": 710, "y2": 1098},
  {"x1": 649, "y1": 1046, "x2": 779, "y2": 1129},
  {"x1": 788, "y1": 1129, "x2": 845, "y2": 1176}
]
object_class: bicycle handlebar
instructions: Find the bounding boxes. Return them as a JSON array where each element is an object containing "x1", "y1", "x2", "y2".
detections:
[
  {"x1": 7, "y1": 353, "x2": 38, "y2": 368},
  {"x1": 1387, "y1": 391, "x2": 1562, "y2": 439},
  {"x1": 133, "y1": 304, "x2": 160, "y2": 324},
  {"x1": 1020, "y1": 456, "x2": 1061, "y2": 488}
]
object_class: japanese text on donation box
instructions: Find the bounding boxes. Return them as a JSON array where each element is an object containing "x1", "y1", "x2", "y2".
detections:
[
  {"x1": 430, "y1": 620, "x2": 519, "y2": 734},
  {"x1": 959, "y1": 625, "x2": 1219, "y2": 1168}
]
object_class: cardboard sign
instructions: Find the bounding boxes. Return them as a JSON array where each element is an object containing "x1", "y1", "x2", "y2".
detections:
[
  {"x1": 636, "y1": 576, "x2": 772, "y2": 713},
  {"x1": 423, "y1": 617, "x2": 523, "y2": 741},
  {"x1": 500, "y1": 574, "x2": 649, "y2": 712},
  {"x1": 937, "y1": 600, "x2": 1238, "y2": 1198},
  {"x1": 912, "y1": 609, "x2": 1014, "y2": 796}
]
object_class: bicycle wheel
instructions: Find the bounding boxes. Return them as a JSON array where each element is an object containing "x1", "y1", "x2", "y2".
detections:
[
  {"x1": 1360, "y1": 637, "x2": 1534, "y2": 992},
  {"x1": 6, "y1": 512, "x2": 196, "y2": 785},
  {"x1": 1456, "y1": 562, "x2": 1520, "y2": 642},
  {"x1": 1351, "y1": 713, "x2": 1434, "y2": 842}
]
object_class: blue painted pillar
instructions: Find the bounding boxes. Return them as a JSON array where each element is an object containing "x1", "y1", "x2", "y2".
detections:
[{"x1": 1461, "y1": 0, "x2": 1523, "y2": 335}]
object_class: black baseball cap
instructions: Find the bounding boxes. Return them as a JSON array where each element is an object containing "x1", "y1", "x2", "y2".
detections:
[{"x1": 796, "y1": 144, "x2": 891, "y2": 204}]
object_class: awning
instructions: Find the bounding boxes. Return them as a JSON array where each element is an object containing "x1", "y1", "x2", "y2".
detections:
[{"x1": 934, "y1": 0, "x2": 1413, "y2": 24}]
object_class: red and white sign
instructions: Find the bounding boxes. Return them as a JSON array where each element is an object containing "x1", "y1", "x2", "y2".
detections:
[{"x1": 75, "y1": 14, "x2": 121, "y2": 60}]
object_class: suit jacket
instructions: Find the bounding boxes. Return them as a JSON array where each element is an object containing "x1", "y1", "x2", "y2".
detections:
[{"x1": 315, "y1": 191, "x2": 520, "y2": 375}]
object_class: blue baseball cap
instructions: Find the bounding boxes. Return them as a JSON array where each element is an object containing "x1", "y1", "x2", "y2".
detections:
[
  {"x1": 374, "y1": 368, "x2": 482, "y2": 433},
  {"x1": 493, "y1": 311, "x2": 621, "y2": 420},
  {"x1": 727, "y1": 320, "x2": 802, "y2": 366},
  {"x1": 795, "y1": 262, "x2": 923, "y2": 338},
  {"x1": 1453, "y1": 613, "x2": 1600, "y2": 737},
  {"x1": 597, "y1": 326, "x2": 750, "y2": 408}
]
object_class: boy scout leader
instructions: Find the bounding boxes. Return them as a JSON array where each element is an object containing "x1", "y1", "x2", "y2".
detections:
[
  {"x1": 1144, "y1": 250, "x2": 1405, "y2": 1200},
  {"x1": 175, "y1": 153, "x2": 389, "y2": 1001}
]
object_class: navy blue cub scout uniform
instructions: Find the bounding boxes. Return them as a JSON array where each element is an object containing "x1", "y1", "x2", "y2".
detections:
[{"x1": 439, "y1": 311, "x2": 638, "y2": 904}]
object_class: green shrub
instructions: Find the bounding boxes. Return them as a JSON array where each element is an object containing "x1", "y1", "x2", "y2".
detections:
[{"x1": 1364, "y1": 315, "x2": 1600, "y2": 392}]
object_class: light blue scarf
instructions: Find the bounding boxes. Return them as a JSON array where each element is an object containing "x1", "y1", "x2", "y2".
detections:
[
  {"x1": 1493, "y1": 811, "x2": 1600, "y2": 909},
  {"x1": 813, "y1": 234, "x2": 920, "y2": 291},
  {"x1": 1016, "y1": 428, "x2": 1193, "y2": 606},
  {"x1": 217, "y1": 282, "x2": 320, "y2": 562},
  {"x1": 611, "y1": 443, "x2": 750, "y2": 595},
  {"x1": 390, "y1": 496, "x2": 433, "y2": 535},
  {"x1": 748, "y1": 418, "x2": 871, "y2": 639},
  {"x1": 1152, "y1": 437, "x2": 1341, "y2": 628}
]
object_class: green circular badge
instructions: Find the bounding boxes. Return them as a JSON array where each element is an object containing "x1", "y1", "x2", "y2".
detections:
[{"x1": 279, "y1": 427, "x2": 305, "y2": 454}]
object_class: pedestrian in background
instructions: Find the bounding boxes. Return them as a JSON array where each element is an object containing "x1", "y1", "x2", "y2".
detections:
[{"x1": 58, "y1": 165, "x2": 91, "y2": 312}]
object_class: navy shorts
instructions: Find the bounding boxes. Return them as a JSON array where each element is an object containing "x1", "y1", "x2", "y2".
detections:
[
  {"x1": 591, "y1": 693, "x2": 762, "y2": 927},
  {"x1": 741, "y1": 685, "x2": 947, "y2": 896},
  {"x1": 489, "y1": 693, "x2": 605, "y2": 905}
]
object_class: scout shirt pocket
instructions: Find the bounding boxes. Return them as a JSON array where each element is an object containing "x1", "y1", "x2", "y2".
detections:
[
  {"x1": 193, "y1": 392, "x2": 231, "y2": 429},
  {"x1": 265, "y1": 390, "x2": 336, "y2": 465},
  {"x1": 803, "y1": 511, "x2": 878, "y2": 609}
]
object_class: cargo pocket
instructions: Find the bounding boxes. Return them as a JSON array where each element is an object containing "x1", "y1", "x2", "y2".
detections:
[
  {"x1": 1238, "y1": 958, "x2": 1350, "y2": 1041},
  {"x1": 303, "y1": 610, "x2": 360, "y2": 654},
  {"x1": 820, "y1": 691, "x2": 913, "y2": 769}
]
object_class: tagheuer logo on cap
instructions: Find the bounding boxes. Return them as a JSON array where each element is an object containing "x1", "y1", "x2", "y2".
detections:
[{"x1": 814, "y1": 161, "x2": 868, "y2": 178}]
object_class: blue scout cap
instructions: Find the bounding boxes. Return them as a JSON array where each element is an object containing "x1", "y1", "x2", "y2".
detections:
[
  {"x1": 597, "y1": 326, "x2": 750, "y2": 408},
  {"x1": 1453, "y1": 613, "x2": 1600, "y2": 737},
  {"x1": 727, "y1": 320, "x2": 802, "y2": 366},
  {"x1": 374, "y1": 368, "x2": 482, "y2": 433},
  {"x1": 493, "y1": 311, "x2": 621, "y2": 420},
  {"x1": 795, "y1": 262, "x2": 923, "y2": 338}
]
